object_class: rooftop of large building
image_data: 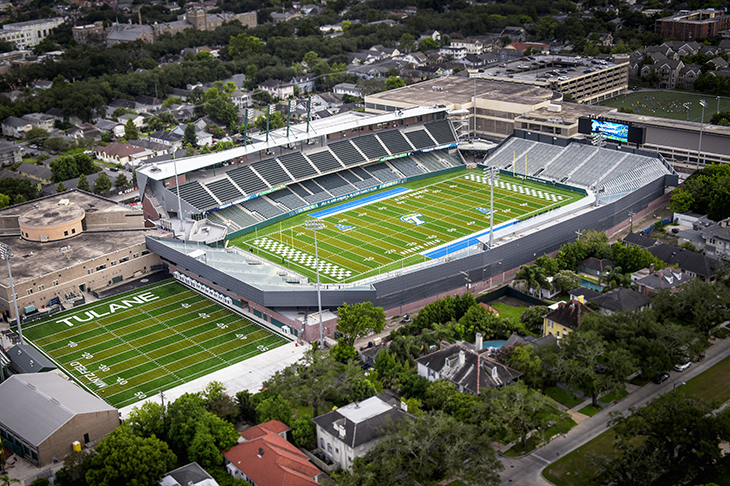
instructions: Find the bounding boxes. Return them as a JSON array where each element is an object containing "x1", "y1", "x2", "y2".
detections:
[{"x1": 474, "y1": 54, "x2": 627, "y2": 86}]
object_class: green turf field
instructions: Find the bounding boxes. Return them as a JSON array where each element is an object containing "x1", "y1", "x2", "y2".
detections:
[
  {"x1": 22, "y1": 280, "x2": 288, "y2": 409},
  {"x1": 598, "y1": 90, "x2": 730, "y2": 123},
  {"x1": 230, "y1": 169, "x2": 584, "y2": 283}
]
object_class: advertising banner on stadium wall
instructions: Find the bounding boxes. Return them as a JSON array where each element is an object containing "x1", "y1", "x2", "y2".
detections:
[{"x1": 173, "y1": 271, "x2": 242, "y2": 308}]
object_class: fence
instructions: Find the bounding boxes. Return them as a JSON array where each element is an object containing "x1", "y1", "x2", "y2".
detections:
[
  {"x1": 642, "y1": 217, "x2": 673, "y2": 235},
  {"x1": 476, "y1": 285, "x2": 549, "y2": 307}
]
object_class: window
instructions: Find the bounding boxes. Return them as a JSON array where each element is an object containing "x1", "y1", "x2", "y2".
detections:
[
  {"x1": 327, "y1": 443, "x2": 332, "y2": 453},
  {"x1": 37, "y1": 284, "x2": 44, "y2": 291},
  {"x1": 26, "y1": 289, "x2": 33, "y2": 295},
  {"x1": 111, "y1": 261, "x2": 116, "y2": 266},
  {"x1": 133, "y1": 253, "x2": 139, "y2": 258},
  {"x1": 64, "y1": 231, "x2": 68, "y2": 236},
  {"x1": 96, "y1": 264, "x2": 106, "y2": 271},
  {"x1": 52, "y1": 280, "x2": 58, "y2": 286},
  {"x1": 141, "y1": 250, "x2": 150, "y2": 256},
  {"x1": 87, "y1": 269, "x2": 93, "y2": 275},
  {"x1": 335, "y1": 447, "x2": 339, "y2": 453},
  {"x1": 320, "y1": 438, "x2": 325, "y2": 449},
  {"x1": 72, "y1": 228, "x2": 76, "y2": 234},
  {"x1": 119, "y1": 257, "x2": 129, "y2": 263}
]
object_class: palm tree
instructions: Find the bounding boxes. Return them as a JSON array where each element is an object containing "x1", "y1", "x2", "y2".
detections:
[
  {"x1": 599, "y1": 266, "x2": 628, "y2": 289},
  {"x1": 1, "y1": 475, "x2": 19, "y2": 486},
  {"x1": 514, "y1": 264, "x2": 550, "y2": 296}
]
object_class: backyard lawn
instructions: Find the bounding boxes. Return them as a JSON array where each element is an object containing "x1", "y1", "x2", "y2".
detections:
[
  {"x1": 488, "y1": 301, "x2": 527, "y2": 321},
  {"x1": 543, "y1": 429, "x2": 617, "y2": 486},
  {"x1": 578, "y1": 404, "x2": 602, "y2": 417},
  {"x1": 544, "y1": 386, "x2": 583, "y2": 408}
]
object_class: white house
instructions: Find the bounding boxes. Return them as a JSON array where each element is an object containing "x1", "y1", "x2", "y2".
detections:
[
  {"x1": 439, "y1": 46, "x2": 467, "y2": 59},
  {"x1": 311, "y1": 395, "x2": 413, "y2": 472},
  {"x1": 450, "y1": 39, "x2": 484, "y2": 55},
  {"x1": 230, "y1": 90, "x2": 252, "y2": 109},
  {"x1": 257, "y1": 79, "x2": 295, "y2": 99},
  {"x1": 332, "y1": 83, "x2": 362, "y2": 98}
]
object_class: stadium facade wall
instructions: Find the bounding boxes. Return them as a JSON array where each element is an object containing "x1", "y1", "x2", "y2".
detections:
[{"x1": 146, "y1": 175, "x2": 669, "y2": 341}]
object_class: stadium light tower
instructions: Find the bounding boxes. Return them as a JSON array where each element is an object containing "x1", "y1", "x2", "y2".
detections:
[
  {"x1": 0, "y1": 243, "x2": 22, "y2": 345},
  {"x1": 483, "y1": 166, "x2": 499, "y2": 248},
  {"x1": 305, "y1": 219, "x2": 325, "y2": 348},
  {"x1": 697, "y1": 99, "x2": 707, "y2": 170}
]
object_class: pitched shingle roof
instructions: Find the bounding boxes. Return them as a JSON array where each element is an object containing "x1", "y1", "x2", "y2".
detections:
[
  {"x1": 648, "y1": 243, "x2": 715, "y2": 279},
  {"x1": 590, "y1": 287, "x2": 652, "y2": 313},
  {"x1": 544, "y1": 300, "x2": 593, "y2": 330},
  {"x1": 623, "y1": 232, "x2": 658, "y2": 248}
]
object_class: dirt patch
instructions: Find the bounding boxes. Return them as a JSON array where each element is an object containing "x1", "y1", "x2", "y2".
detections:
[{"x1": 496, "y1": 296, "x2": 532, "y2": 307}]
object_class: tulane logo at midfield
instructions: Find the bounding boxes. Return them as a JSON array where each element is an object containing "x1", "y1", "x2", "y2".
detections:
[
  {"x1": 335, "y1": 224, "x2": 355, "y2": 232},
  {"x1": 400, "y1": 213, "x2": 426, "y2": 226}
]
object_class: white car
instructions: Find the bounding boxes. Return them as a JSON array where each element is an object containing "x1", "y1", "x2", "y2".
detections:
[{"x1": 674, "y1": 361, "x2": 691, "y2": 372}]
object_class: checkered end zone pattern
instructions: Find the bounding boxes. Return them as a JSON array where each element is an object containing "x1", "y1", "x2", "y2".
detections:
[
  {"x1": 465, "y1": 174, "x2": 564, "y2": 202},
  {"x1": 253, "y1": 237, "x2": 353, "y2": 280}
]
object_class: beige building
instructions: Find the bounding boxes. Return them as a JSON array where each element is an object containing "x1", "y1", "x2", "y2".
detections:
[
  {"x1": 0, "y1": 190, "x2": 162, "y2": 321},
  {"x1": 72, "y1": 21, "x2": 105, "y2": 44},
  {"x1": 0, "y1": 373, "x2": 118, "y2": 466}
]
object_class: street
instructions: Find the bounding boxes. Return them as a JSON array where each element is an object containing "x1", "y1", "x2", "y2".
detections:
[{"x1": 498, "y1": 336, "x2": 730, "y2": 485}]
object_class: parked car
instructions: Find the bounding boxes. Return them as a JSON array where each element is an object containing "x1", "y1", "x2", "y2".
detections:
[
  {"x1": 674, "y1": 360, "x2": 691, "y2": 372},
  {"x1": 653, "y1": 372, "x2": 670, "y2": 384},
  {"x1": 671, "y1": 228, "x2": 680, "y2": 234}
]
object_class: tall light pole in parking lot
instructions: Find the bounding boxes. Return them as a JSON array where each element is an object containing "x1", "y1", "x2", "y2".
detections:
[
  {"x1": 483, "y1": 166, "x2": 499, "y2": 248},
  {"x1": 0, "y1": 243, "x2": 22, "y2": 345},
  {"x1": 697, "y1": 99, "x2": 707, "y2": 170},
  {"x1": 305, "y1": 219, "x2": 325, "y2": 348}
]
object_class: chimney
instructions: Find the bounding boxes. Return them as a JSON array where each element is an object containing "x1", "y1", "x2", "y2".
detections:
[
  {"x1": 459, "y1": 350, "x2": 465, "y2": 366},
  {"x1": 650, "y1": 263, "x2": 655, "y2": 273},
  {"x1": 338, "y1": 424, "x2": 346, "y2": 439},
  {"x1": 257, "y1": 447, "x2": 264, "y2": 458},
  {"x1": 475, "y1": 332, "x2": 483, "y2": 350},
  {"x1": 138, "y1": 9, "x2": 142, "y2": 25},
  {"x1": 577, "y1": 295, "x2": 584, "y2": 304}
]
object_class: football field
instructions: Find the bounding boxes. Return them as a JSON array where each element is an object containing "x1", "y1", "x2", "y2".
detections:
[
  {"x1": 22, "y1": 280, "x2": 289, "y2": 408},
  {"x1": 231, "y1": 169, "x2": 584, "y2": 283}
]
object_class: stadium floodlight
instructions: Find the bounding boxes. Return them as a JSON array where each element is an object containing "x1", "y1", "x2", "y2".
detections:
[
  {"x1": 305, "y1": 219, "x2": 325, "y2": 348},
  {"x1": 0, "y1": 243, "x2": 22, "y2": 345},
  {"x1": 698, "y1": 99, "x2": 707, "y2": 170},
  {"x1": 483, "y1": 167, "x2": 499, "y2": 248}
]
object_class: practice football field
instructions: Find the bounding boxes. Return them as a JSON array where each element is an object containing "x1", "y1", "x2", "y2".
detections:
[
  {"x1": 22, "y1": 280, "x2": 288, "y2": 408},
  {"x1": 598, "y1": 90, "x2": 730, "y2": 123},
  {"x1": 231, "y1": 169, "x2": 584, "y2": 283}
]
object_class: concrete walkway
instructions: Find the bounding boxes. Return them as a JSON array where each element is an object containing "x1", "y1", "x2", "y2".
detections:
[{"x1": 498, "y1": 336, "x2": 730, "y2": 485}]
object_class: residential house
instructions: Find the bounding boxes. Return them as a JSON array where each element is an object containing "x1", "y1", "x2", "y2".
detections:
[
  {"x1": 93, "y1": 142, "x2": 151, "y2": 166},
  {"x1": 45, "y1": 107, "x2": 64, "y2": 122},
  {"x1": 0, "y1": 373, "x2": 118, "y2": 466},
  {"x1": 271, "y1": 11, "x2": 303, "y2": 23},
  {"x1": 501, "y1": 26, "x2": 527, "y2": 43},
  {"x1": 402, "y1": 51, "x2": 429, "y2": 66},
  {"x1": 416, "y1": 343, "x2": 522, "y2": 394},
  {"x1": 589, "y1": 287, "x2": 652, "y2": 315},
  {"x1": 0, "y1": 140, "x2": 22, "y2": 167},
  {"x1": 223, "y1": 420, "x2": 320, "y2": 486},
  {"x1": 107, "y1": 98, "x2": 137, "y2": 115},
  {"x1": 230, "y1": 90, "x2": 252, "y2": 109},
  {"x1": 635, "y1": 267, "x2": 694, "y2": 296},
  {"x1": 67, "y1": 123, "x2": 101, "y2": 141},
  {"x1": 622, "y1": 232, "x2": 658, "y2": 249},
  {"x1": 257, "y1": 79, "x2": 294, "y2": 99},
  {"x1": 95, "y1": 119, "x2": 125, "y2": 139},
  {"x1": 17, "y1": 162, "x2": 52, "y2": 184},
  {"x1": 369, "y1": 44, "x2": 400, "y2": 60},
  {"x1": 578, "y1": 257, "x2": 617, "y2": 277},
  {"x1": 458, "y1": 54, "x2": 486, "y2": 68},
  {"x1": 502, "y1": 333, "x2": 558, "y2": 350},
  {"x1": 679, "y1": 64, "x2": 702, "y2": 89},
  {"x1": 42, "y1": 172, "x2": 105, "y2": 195},
  {"x1": 505, "y1": 42, "x2": 550, "y2": 53},
  {"x1": 702, "y1": 217, "x2": 730, "y2": 260},
  {"x1": 312, "y1": 395, "x2": 413, "y2": 472},
  {"x1": 419, "y1": 30, "x2": 441, "y2": 42},
  {"x1": 134, "y1": 95, "x2": 163, "y2": 113},
  {"x1": 22, "y1": 114, "x2": 55, "y2": 131},
  {"x1": 439, "y1": 46, "x2": 467, "y2": 60},
  {"x1": 648, "y1": 243, "x2": 716, "y2": 280},
  {"x1": 451, "y1": 39, "x2": 484, "y2": 54},
  {"x1": 568, "y1": 286, "x2": 603, "y2": 302},
  {"x1": 709, "y1": 57, "x2": 729, "y2": 70},
  {"x1": 310, "y1": 92, "x2": 343, "y2": 110},
  {"x1": 332, "y1": 83, "x2": 362, "y2": 98},
  {"x1": 542, "y1": 299, "x2": 593, "y2": 340},
  {"x1": 291, "y1": 74, "x2": 316, "y2": 94},
  {"x1": 149, "y1": 130, "x2": 184, "y2": 151},
  {"x1": 117, "y1": 113, "x2": 146, "y2": 129},
  {"x1": 159, "y1": 462, "x2": 219, "y2": 486},
  {"x1": 2, "y1": 116, "x2": 32, "y2": 138}
]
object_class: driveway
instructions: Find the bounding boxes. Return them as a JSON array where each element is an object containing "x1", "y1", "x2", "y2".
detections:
[{"x1": 498, "y1": 337, "x2": 730, "y2": 485}]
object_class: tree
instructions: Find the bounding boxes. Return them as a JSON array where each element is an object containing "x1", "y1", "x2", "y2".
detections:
[
  {"x1": 114, "y1": 173, "x2": 128, "y2": 189},
  {"x1": 342, "y1": 411, "x2": 502, "y2": 486},
  {"x1": 535, "y1": 254, "x2": 559, "y2": 276},
  {"x1": 228, "y1": 33, "x2": 264, "y2": 57},
  {"x1": 25, "y1": 128, "x2": 49, "y2": 144},
  {"x1": 329, "y1": 342, "x2": 357, "y2": 362},
  {"x1": 93, "y1": 172, "x2": 112, "y2": 195},
  {"x1": 183, "y1": 123, "x2": 197, "y2": 148},
  {"x1": 49, "y1": 154, "x2": 96, "y2": 183},
  {"x1": 125, "y1": 401, "x2": 167, "y2": 439},
  {"x1": 45, "y1": 136, "x2": 70, "y2": 153},
  {"x1": 552, "y1": 270, "x2": 581, "y2": 293},
  {"x1": 652, "y1": 280, "x2": 730, "y2": 335},
  {"x1": 236, "y1": 390, "x2": 257, "y2": 423},
  {"x1": 458, "y1": 304, "x2": 514, "y2": 341},
  {"x1": 419, "y1": 37, "x2": 439, "y2": 51},
  {"x1": 0, "y1": 194, "x2": 9, "y2": 207},
  {"x1": 514, "y1": 264, "x2": 550, "y2": 296},
  {"x1": 291, "y1": 417, "x2": 316, "y2": 449},
  {"x1": 520, "y1": 305, "x2": 549, "y2": 335},
  {"x1": 385, "y1": 76, "x2": 406, "y2": 91},
  {"x1": 336, "y1": 302, "x2": 386, "y2": 347},
  {"x1": 255, "y1": 394, "x2": 293, "y2": 425},
  {"x1": 124, "y1": 118, "x2": 138, "y2": 140},
  {"x1": 497, "y1": 343, "x2": 544, "y2": 389},
  {"x1": 85, "y1": 425, "x2": 176, "y2": 486},
  {"x1": 254, "y1": 111, "x2": 286, "y2": 131},
  {"x1": 77, "y1": 174, "x2": 90, "y2": 192},
  {"x1": 202, "y1": 381, "x2": 238, "y2": 422}
]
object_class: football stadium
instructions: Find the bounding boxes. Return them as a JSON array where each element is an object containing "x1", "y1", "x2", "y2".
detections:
[
  {"x1": 21, "y1": 279, "x2": 289, "y2": 409},
  {"x1": 139, "y1": 105, "x2": 678, "y2": 342}
]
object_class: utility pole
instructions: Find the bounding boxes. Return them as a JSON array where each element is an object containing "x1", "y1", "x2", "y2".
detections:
[
  {"x1": 697, "y1": 99, "x2": 707, "y2": 170},
  {"x1": 305, "y1": 219, "x2": 325, "y2": 348}
]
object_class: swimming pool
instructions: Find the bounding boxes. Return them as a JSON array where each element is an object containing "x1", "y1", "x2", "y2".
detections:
[
  {"x1": 482, "y1": 340, "x2": 507, "y2": 349},
  {"x1": 580, "y1": 279, "x2": 605, "y2": 291}
]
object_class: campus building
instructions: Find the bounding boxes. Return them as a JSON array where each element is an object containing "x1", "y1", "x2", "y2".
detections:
[
  {"x1": 0, "y1": 190, "x2": 162, "y2": 321},
  {"x1": 655, "y1": 9, "x2": 730, "y2": 41},
  {"x1": 0, "y1": 17, "x2": 64, "y2": 49}
]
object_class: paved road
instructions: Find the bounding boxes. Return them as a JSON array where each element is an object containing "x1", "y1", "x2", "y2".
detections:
[{"x1": 498, "y1": 337, "x2": 730, "y2": 485}]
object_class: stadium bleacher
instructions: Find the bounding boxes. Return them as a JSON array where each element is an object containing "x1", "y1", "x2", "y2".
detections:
[
  {"x1": 328, "y1": 140, "x2": 366, "y2": 166},
  {"x1": 390, "y1": 158, "x2": 425, "y2": 177},
  {"x1": 425, "y1": 120, "x2": 457, "y2": 145},
  {"x1": 205, "y1": 178, "x2": 244, "y2": 205},
  {"x1": 306, "y1": 150, "x2": 343, "y2": 174},
  {"x1": 365, "y1": 162, "x2": 401, "y2": 182},
  {"x1": 241, "y1": 196, "x2": 284, "y2": 220},
  {"x1": 348, "y1": 167, "x2": 380, "y2": 189},
  {"x1": 205, "y1": 210, "x2": 234, "y2": 229},
  {"x1": 485, "y1": 138, "x2": 541, "y2": 169},
  {"x1": 299, "y1": 179, "x2": 332, "y2": 203},
  {"x1": 251, "y1": 159, "x2": 291, "y2": 187},
  {"x1": 215, "y1": 205, "x2": 261, "y2": 228},
  {"x1": 176, "y1": 181, "x2": 219, "y2": 210},
  {"x1": 405, "y1": 129, "x2": 436, "y2": 150},
  {"x1": 268, "y1": 187, "x2": 308, "y2": 210},
  {"x1": 314, "y1": 173, "x2": 357, "y2": 197},
  {"x1": 376, "y1": 130, "x2": 413, "y2": 155},
  {"x1": 351, "y1": 134, "x2": 388, "y2": 160},
  {"x1": 289, "y1": 183, "x2": 313, "y2": 198},
  {"x1": 278, "y1": 152, "x2": 318, "y2": 180},
  {"x1": 540, "y1": 144, "x2": 598, "y2": 181},
  {"x1": 412, "y1": 152, "x2": 447, "y2": 171},
  {"x1": 227, "y1": 165, "x2": 268, "y2": 195},
  {"x1": 435, "y1": 151, "x2": 465, "y2": 167}
]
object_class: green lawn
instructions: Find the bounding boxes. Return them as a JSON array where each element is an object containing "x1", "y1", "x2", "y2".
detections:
[
  {"x1": 682, "y1": 353, "x2": 730, "y2": 404},
  {"x1": 544, "y1": 386, "x2": 583, "y2": 408},
  {"x1": 599, "y1": 387, "x2": 628, "y2": 403},
  {"x1": 597, "y1": 91, "x2": 730, "y2": 123},
  {"x1": 22, "y1": 279, "x2": 289, "y2": 408},
  {"x1": 712, "y1": 327, "x2": 730, "y2": 339},
  {"x1": 504, "y1": 412, "x2": 577, "y2": 456},
  {"x1": 488, "y1": 301, "x2": 528, "y2": 321},
  {"x1": 543, "y1": 429, "x2": 617, "y2": 486},
  {"x1": 578, "y1": 404, "x2": 602, "y2": 417},
  {"x1": 230, "y1": 169, "x2": 584, "y2": 284}
]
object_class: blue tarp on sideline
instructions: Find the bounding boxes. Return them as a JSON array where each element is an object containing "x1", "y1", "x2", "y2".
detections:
[
  {"x1": 423, "y1": 220, "x2": 519, "y2": 259},
  {"x1": 310, "y1": 187, "x2": 410, "y2": 219}
]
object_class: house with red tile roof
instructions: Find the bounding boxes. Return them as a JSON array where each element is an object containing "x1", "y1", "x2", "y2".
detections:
[{"x1": 223, "y1": 420, "x2": 322, "y2": 486}]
